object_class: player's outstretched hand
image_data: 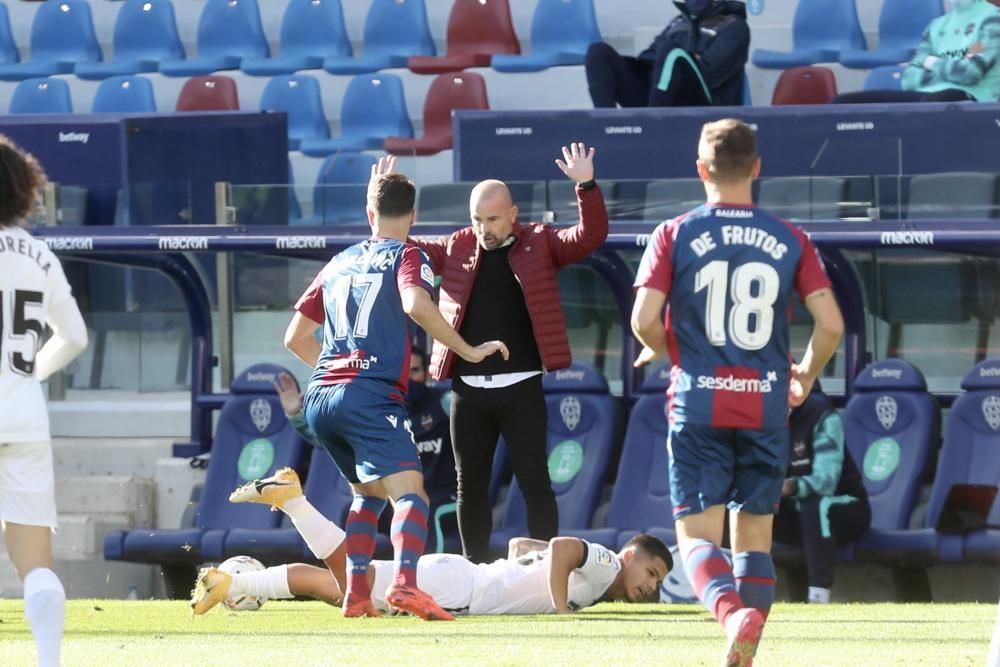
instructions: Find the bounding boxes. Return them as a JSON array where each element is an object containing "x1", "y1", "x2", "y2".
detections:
[
  {"x1": 369, "y1": 155, "x2": 397, "y2": 181},
  {"x1": 788, "y1": 363, "x2": 815, "y2": 407},
  {"x1": 463, "y1": 340, "x2": 510, "y2": 364},
  {"x1": 633, "y1": 345, "x2": 664, "y2": 368},
  {"x1": 554, "y1": 142, "x2": 596, "y2": 184},
  {"x1": 274, "y1": 371, "x2": 304, "y2": 417}
]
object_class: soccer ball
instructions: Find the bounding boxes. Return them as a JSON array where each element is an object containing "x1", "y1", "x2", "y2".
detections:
[{"x1": 218, "y1": 555, "x2": 267, "y2": 611}]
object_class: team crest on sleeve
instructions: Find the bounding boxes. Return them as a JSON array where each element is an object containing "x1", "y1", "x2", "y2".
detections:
[{"x1": 420, "y1": 263, "x2": 434, "y2": 286}]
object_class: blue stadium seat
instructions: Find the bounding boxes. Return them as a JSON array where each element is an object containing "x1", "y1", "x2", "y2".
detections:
[
  {"x1": 323, "y1": 0, "x2": 435, "y2": 74},
  {"x1": 223, "y1": 446, "x2": 356, "y2": 562},
  {"x1": 75, "y1": 0, "x2": 185, "y2": 80},
  {"x1": 241, "y1": 0, "x2": 352, "y2": 76},
  {"x1": 567, "y1": 363, "x2": 675, "y2": 549},
  {"x1": 91, "y1": 75, "x2": 157, "y2": 113},
  {"x1": 0, "y1": 3, "x2": 20, "y2": 66},
  {"x1": 300, "y1": 74, "x2": 413, "y2": 156},
  {"x1": 936, "y1": 360, "x2": 1000, "y2": 561},
  {"x1": 303, "y1": 152, "x2": 378, "y2": 226},
  {"x1": 9, "y1": 78, "x2": 72, "y2": 114},
  {"x1": 258, "y1": 75, "x2": 330, "y2": 151},
  {"x1": 103, "y1": 364, "x2": 307, "y2": 566},
  {"x1": 0, "y1": 0, "x2": 102, "y2": 81},
  {"x1": 752, "y1": 0, "x2": 866, "y2": 70},
  {"x1": 863, "y1": 65, "x2": 905, "y2": 91},
  {"x1": 158, "y1": 0, "x2": 269, "y2": 76},
  {"x1": 839, "y1": 0, "x2": 942, "y2": 69},
  {"x1": 489, "y1": 363, "x2": 618, "y2": 551},
  {"x1": 491, "y1": 0, "x2": 601, "y2": 73},
  {"x1": 842, "y1": 360, "x2": 945, "y2": 561}
]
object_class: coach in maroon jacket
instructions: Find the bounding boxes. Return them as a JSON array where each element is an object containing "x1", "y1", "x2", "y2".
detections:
[{"x1": 411, "y1": 143, "x2": 609, "y2": 562}]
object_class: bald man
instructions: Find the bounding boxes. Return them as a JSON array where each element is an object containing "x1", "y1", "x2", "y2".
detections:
[{"x1": 408, "y1": 144, "x2": 609, "y2": 562}]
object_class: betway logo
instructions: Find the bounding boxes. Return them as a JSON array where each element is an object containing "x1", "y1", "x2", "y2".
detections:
[
  {"x1": 696, "y1": 374, "x2": 773, "y2": 393},
  {"x1": 871, "y1": 368, "x2": 903, "y2": 379},
  {"x1": 981, "y1": 366, "x2": 1000, "y2": 378},
  {"x1": 416, "y1": 437, "x2": 443, "y2": 455},
  {"x1": 245, "y1": 372, "x2": 276, "y2": 383},
  {"x1": 59, "y1": 132, "x2": 90, "y2": 144},
  {"x1": 880, "y1": 231, "x2": 934, "y2": 246},
  {"x1": 555, "y1": 369, "x2": 585, "y2": 382}
]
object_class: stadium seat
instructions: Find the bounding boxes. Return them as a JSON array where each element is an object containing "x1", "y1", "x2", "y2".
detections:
[
  {"x1": 75, "y1": 0, "x2": 185, "y2": 80},
  {"x1": 223, "y1": 446, "x2": 356, "y2": 563},
  {"x1": 757, "y1": 176, "x2": 846, "y2": 221},
  {"x1": 103, "y1": 364, "x2": 307, "y2": 595},
  {"x1": 323, "y1": 0, "x2": 435, "y2": 74},
  {"x1": 240, "y1": 0, "x2": 352, "y2": 76},
  {"x1": 839, "y1": 0, "x2": 942, "y2": 69},
  {"x1": 489, "y1": 363, "x2": 618, "y2": 551},
  {"x1": 9, "y1": 78, "x2": 72, "y2": 114},
  {"x1": 568, "y1": 363, "x2": 675, "y2": 549},
  {"x1": 771, "y1": 66, "x2": 838, "y2": 105},
  {"x1": 0, "y1": 3, "x2": 20, "y2": 66},
  {"x1": 0, "y1": 0, "x2": 102, "y2": 81},
  {"x1": 307, "y1": 152, "x2": 378, "y2": 225},
  {"x1": 175, "y1": 75, "x2": 240, "y2": 111},
  {"x1": 91, "y1": 75, "x2": 157, "y2": 113},
  {"x1": 863, "y1": 65, "x2": 905, "y2": 92},
  {"x1": 491, "y1": 0, "x2": 601, "y2": 73},
  {"x1": 752, "y1": 0, "x2": 866, "y2": 69},
  {"x1": 258, "y1": 75, "x2": 330, "y2": 151},
  {"x1": 407, "y1": 0, "x2": 520, "y2": 74},
  {"x1": 643, "y1": 179, "x2": 706, "y2": 221},
  {"x1": 942, "y1": 360, "x2": 1000, "y2": 560},
  {"x1": 299, "y1": 73, "x2": 413, "y2": 156},
  {"x1": 158, "y1": 0, "x2": 269, "y2": 76},
  {"x1": 842, "y1": 360, "x2": 944, "y2": 561},
  {"x1": 384, "y1": 72, "x2": 488, "y2": 157}
]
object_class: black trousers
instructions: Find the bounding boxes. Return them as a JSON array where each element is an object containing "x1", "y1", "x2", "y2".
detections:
[
  {"x1": 832, "y1": 89, "x2": 976, "y2": 104},
  {"x1": 450, "y1": 375, "x2": 558, "y2": 563},
  {"x1": 773, "y1": 495, "x2": 871, "y2": 589},
  {"x1": 585, "y1": 42, "x2": 712, "y2": 108}
]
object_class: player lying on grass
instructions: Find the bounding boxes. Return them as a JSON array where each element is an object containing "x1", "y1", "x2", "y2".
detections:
[{"x1": 191, "y1": 469, "x2": 671, "y2": 616}]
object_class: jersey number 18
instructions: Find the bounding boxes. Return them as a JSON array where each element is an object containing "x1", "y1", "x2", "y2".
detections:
[{"x1": 694, "y1": 260, "x2": 779, "y2": 351}]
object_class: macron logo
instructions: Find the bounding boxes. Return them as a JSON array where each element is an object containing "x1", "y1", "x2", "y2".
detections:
[
  {"x1": 871, "y1": 369, "x2": 903, "y2": 380},
  {"x1": 59, "y1": 132, "x2": 90, "y2": 144}
]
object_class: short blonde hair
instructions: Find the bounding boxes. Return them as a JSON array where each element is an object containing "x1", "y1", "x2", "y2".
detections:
[{"x1": 698, "y1": 119, "x2": 758, "y2": 184}]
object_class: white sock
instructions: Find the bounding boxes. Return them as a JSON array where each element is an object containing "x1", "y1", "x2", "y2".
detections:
[
  {"x1": 283, "y1": 497, "x2": 346, "y2": 560},
  {"x1": 229, "y1": 565, "x2": 293, "y2": 600},
  {"x1": 808, "y1": 586, "x2": 831, "y2": 604},
  {"x1": 24, "y1": 568, "x2": 65, "y2": 667}
]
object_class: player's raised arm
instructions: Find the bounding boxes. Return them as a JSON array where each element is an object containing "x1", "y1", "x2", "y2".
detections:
[
  {"x1": 791, "y1": 288, "x2": 844, "y2": 406},
  {"x1": 283, "y1": 311, "x2": 323, "y2": 368},
  {"x1": 546, "y1": 537, "x2": 587, "y2": 614},
  {"x1": 400, "y1": 285, "x2": 509, "y2": 364}
]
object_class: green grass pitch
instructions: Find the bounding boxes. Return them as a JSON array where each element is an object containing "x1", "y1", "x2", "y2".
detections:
[{"x1": 0, "y1": 600, "x2": 993, "y2": 666}]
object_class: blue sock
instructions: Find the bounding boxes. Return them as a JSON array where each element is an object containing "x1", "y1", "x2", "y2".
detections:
[
  {"x1": 733, "y1": 551, "x2": 776, "y2": 620},
  {"x1": 683, "y1": 538, "x2": 744, "y2": 626}
]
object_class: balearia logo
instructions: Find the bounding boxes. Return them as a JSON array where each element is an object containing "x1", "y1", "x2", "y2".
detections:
[
  {"x1": 58, "y1": 132, "x2": 90, "y2": 144},
  {"x1": 159, "y1": 236, "x2": 208, "y2": 250},
  {"x1": 276, "y1": 236, "x2": 326, "y2": 250},
  {"x1": 871, "y1": 368, "x2": 903, "y2": 380},
  {"x1": 696, "y1": 374, "x2": 773, "y2": 393},
  {"x1": 45, "y1": 237, "x2": 93, "y2": 251},
  {"x1": 880, "y1": 231, "x2": 934, "y2": 246}
]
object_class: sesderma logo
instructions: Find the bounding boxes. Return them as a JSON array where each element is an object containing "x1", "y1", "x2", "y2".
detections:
[{"x1": 696, "y1": 375, "x2": 773, "y2": 393}]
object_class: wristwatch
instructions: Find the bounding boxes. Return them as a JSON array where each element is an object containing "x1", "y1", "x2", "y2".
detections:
[{"x1": 577, "y1": 179, "x2": 597, "y2": 190}]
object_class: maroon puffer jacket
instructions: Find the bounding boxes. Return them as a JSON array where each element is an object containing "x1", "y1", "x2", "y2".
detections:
[{"x1": 412, "y1": 185, "x2": 608, "y2": 381}]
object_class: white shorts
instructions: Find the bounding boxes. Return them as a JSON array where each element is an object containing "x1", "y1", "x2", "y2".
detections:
[
  {"x1": 0, "y1": 440, "x2": 58, "y2": 530},
  {"x1": 370, "y1": 553, "x2": 478, "y2": 615}
]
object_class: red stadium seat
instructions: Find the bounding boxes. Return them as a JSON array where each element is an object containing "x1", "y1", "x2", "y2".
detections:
[
  {"x1": 175, "y1": 75, "x2": 240, "y2": 111},
  {"x1": 771, "y1": 66, "x2": 838, "y2": 105},
  {"x1": 384, "y1": 72, "x2": 488, "y2": 156},
  {"x1": 407, "y1": 0, "x2": 519, "y2": 74}
]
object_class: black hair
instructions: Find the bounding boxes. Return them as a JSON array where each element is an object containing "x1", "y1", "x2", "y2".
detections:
[
  {"x1": 0, "y1": 134, "x2": 46, "y2": 228},
  {"x1": 622, "y1": 533, "x2": 673, "y2": 573}
]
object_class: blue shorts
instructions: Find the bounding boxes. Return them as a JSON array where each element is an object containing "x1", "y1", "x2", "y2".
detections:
[
  {"x1": 667, "y1": 422, "x2": 789, "y2": 520},
  {"x1": 303, "y1": 383, "x2": 422, "y2": 485}
]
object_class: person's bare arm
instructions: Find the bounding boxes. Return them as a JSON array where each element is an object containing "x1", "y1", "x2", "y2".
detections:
[
  {"x1": 284, "y1": 311, "x2": 322, "y2": 368},
  {"x1": 631, "y1": 286, "x2": 668, "y2": 368},
  {"x1": 400, "y1": 286, "x2": 509, "y2": 364},
  {"x1": 790, "y1": 288, "x2": 845, "y2": 406},
  {"x1": 547, "y1": 537, "x2": 586, "y2": 614},
  {"x1": 507, "y1": 537, "x2": 551, "y2": 560}
]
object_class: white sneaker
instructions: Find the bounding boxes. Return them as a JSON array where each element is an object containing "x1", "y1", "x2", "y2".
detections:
[
  {"x1": 808, "y1": 587, "x2": 831, "y2": 604},
  {"x1": 722, "y1": 608, "x2": 765, "y2": 667}
]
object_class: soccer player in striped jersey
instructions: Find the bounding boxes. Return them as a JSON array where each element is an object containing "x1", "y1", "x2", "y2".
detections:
[{"x1": 631, "y1": 119, "x2": 844, "y2": 666}]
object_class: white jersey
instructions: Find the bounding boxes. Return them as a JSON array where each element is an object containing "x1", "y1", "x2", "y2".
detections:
[
  {"x1": 0, "y1": 226, "x2": 76, "y2": 442},
  {"x1": 371, "y1": 541, "x2": 621, "y2": 616}
]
